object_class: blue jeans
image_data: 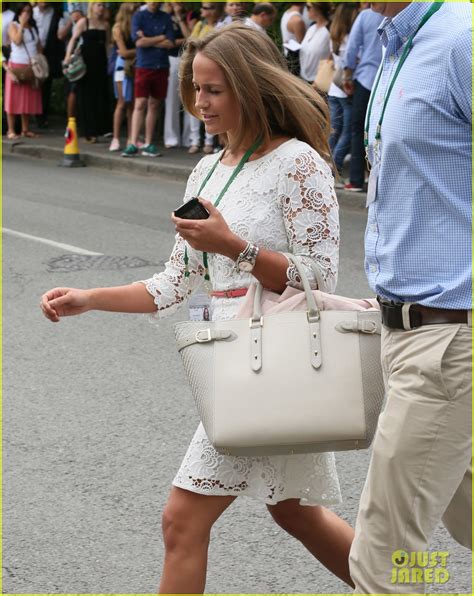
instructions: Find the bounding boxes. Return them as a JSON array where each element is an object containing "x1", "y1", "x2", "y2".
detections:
[
  {"x1": 328, "y1": 95, "x2": 352, "y2": 174},
  {"x1": 349, "y1": 80, "x2": 371, "y2": 188}
]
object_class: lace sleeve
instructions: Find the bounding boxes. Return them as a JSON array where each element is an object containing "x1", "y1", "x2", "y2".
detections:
[
  {"x1": 279, "y1": 149, "x2": 340, "y2": 293},
  {"x1": 136, "y1": 164, "x2": 205, "y2": 319}
]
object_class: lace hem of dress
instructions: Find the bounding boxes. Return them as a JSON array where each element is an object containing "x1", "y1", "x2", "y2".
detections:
[
  {"x1": 172, "y1": 476, "x2": 342, "y2": 507},
  {"x1": 172, "y1": 428, "x2": 342, "y2": 507}
]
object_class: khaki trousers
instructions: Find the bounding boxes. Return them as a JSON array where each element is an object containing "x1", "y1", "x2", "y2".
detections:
[{"x1": 349, "y1": 323, "x2": 472, "y2": 594}]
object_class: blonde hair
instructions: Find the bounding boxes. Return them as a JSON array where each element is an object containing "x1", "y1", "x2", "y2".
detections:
[
  {"x1": 180, "y1": 23, "x2": 332, "y2": 162},
  {"x1": 87, "y1": 2, "x2": 105, "y2": 20},
  {"x1": 330, "y1": 3, "x2": 359, "y2": 55},
  {"x1": 113, "y1": 2, "x2": 135, "y2": 41}
]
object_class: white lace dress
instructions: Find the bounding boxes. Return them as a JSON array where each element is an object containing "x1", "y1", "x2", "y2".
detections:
[{"x1": 140, "y1": 138, "x2": 342, "y2": 506}]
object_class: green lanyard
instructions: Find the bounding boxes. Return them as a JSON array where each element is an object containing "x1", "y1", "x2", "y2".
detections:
[
  {"x1": 364, "y1": 2, "x2": 443, "y2": 153},
  {"x1": 184, "y1": 138, "x2": 262, "y2": 283}
]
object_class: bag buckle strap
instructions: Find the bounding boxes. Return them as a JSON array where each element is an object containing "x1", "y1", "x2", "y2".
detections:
[{"x1": 195, "y1": 329, "x2": 212, "y2": 343}]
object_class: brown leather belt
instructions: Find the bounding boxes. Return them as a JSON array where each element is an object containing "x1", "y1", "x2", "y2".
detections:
[{"x1": 377, "y1": 297, "x2": 470, "y2": 330}]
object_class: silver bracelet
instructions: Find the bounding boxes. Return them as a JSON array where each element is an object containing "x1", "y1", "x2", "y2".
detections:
[{"x1": 235, "y1": 242, "x2": 260, "y2": 273}]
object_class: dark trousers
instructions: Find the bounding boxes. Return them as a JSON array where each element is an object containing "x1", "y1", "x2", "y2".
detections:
[
  {"x1": 349, "y1": 80, "x2": 371, "y2": 188},
  {"x1": 39, "y1": 75, "x2": 53, "y2": 125}
]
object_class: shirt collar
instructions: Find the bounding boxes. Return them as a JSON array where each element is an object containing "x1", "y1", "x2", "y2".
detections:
[{"x1": 377, "y1": 2, "x2": 434, "y2": 48}]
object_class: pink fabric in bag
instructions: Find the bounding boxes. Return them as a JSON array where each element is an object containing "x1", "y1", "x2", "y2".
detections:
[{"x1": 236, "y1": 285, "x2": 379, "y2": 318}]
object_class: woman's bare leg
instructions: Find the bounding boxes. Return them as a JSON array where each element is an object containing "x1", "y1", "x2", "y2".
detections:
[
  {"x1": 159, "y1": 486, "x2": 236, "y2": 594},
  {"x1": 67, "y1": 91, "x2": 76, "y2": 118},
  {"x1": 112, "y1": 81, "x2": 125, "y2": 142},
  {"x1": 267, "y1": 499, "x2": 354, "y2": 587},
  {"x1": 20, "y1": 113, "x2": 29, "y2": 133},
  {"x1": 7, "y1": 113, "x2": 16, "y2": 136}
]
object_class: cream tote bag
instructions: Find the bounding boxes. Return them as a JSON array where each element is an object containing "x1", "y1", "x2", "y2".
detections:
[{"x1": 175, "y1": 255, "x2": 385, "y2": 456}]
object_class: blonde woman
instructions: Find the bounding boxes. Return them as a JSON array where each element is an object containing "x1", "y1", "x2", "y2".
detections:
[
  {"x1": 41, "y1": 24, "x2": 354, "y2": 593},
  {"x1": 109, "y1": 2, "x2": 138, "y2": 152},
  {"x1": 187, "y1": 2, "x2": 224, "y2": 154},
  {"x1": 64, "y1": 2, "x2": 110, "y2": 142}
]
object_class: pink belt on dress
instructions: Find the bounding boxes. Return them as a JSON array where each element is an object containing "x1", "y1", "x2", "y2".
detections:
[{"x1": 210, "y1": 288, "x2": 248, "y2": 299}]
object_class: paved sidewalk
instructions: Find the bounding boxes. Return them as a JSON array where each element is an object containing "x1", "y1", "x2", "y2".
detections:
[{"x1": 3, "y1": 123, "x2": 367, "y2": 209}]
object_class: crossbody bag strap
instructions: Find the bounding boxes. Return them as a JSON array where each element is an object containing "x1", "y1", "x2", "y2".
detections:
[{"x1": 22, "y1": 33, "x2": 33, "y2": 65}]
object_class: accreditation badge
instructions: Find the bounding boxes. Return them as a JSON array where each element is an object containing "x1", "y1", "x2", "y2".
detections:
[{"x1": 188, "y1": 291, "x2": 212, "y2": 321}]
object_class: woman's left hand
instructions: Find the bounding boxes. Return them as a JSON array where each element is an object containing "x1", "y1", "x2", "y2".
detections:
[{"x1": 171, "y1": 199, "x2": 244, "y2": 258}]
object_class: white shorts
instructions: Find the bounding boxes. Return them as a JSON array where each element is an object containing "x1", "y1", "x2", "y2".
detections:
[{"x1": 114, "y1": 69, "x2": 125, "y2": 83}]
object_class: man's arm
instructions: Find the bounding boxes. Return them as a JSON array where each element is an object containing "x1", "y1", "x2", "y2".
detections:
[
  {"x1": 131, "y1": 10, "x2": 141, "y2": 42},
  {"x1": 343, "y1": 11, "x2": 363, "y2": 71},
  {"x1": 287, "y1": 13, "x2": 306, "y2": 43},
  {"x1": 135, "y1": 34, "x2": 168, "y2": 48},
  {"x1": 133, "y1": 13, "x2": 175, "y2": 49}
]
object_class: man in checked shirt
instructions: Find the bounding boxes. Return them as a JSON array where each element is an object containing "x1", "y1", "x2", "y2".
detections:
[{"x1": 347, "y1": 2, "x2": 472, "y2": 593}]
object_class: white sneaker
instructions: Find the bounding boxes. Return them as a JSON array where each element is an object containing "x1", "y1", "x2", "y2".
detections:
[{"x1": 109, "y1": 138, "x2": 120, "y2": 152}]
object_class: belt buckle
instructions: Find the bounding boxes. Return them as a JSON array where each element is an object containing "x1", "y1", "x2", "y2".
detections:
[{"x1": 401, "y1": 303, "x2": 414, "y2": 330}]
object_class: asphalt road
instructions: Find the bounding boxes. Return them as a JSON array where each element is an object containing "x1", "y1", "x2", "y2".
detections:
[{"x1": 3, "y1": 154, "x2": 471, "y2": 594}]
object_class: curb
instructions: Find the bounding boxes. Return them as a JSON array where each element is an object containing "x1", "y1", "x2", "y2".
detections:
[
  {"x1": 8, "y1": 141, "x2": 192, "y2": 183},
  {"x1": 7, "y1": 140, "x2": 367, "y2": 210}
]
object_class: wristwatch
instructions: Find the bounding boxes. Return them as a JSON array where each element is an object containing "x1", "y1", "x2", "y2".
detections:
[{"x1": 235, "y1": 242, "x2": 260, "y2": 273}]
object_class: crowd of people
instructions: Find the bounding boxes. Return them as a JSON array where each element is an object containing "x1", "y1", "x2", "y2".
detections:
[{"x1": 2, "y1": 1, "x2": 384, "y2": 190}]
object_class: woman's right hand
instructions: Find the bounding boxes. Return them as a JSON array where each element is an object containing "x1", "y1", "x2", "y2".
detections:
[
  {"x1": 40, "y1": 288, "x2": 92, "y2": 323},
  {"x1": 19, "y1": 12, "x2": 29, "y2": 27}
]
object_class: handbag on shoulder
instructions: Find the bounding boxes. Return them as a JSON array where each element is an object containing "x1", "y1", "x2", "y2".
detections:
[
  {"x1": 22, "y1": 42, "x2": 49, "y2": 86},
  {"x1": 9, "y1": 63, "x2": 35, "y2": 83},
  {"x1": 175, "y1": 254, "x2": 385, "y2": 456},
  {"x1": 124, "y1": 57, "x2": 136, "y2": 79},
  {"x1": 63, "y1": 48, "x2": 86, "y2": 83},
  {"x1": 31, "y1": 53, "x2": 49, "y2": 83}
]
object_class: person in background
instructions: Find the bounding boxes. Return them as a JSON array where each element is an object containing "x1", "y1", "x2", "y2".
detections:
[
  {"x1": 2, "y1": 2, "x2": 14, "y2": 55},
  {"x1": 5, "y1": 2, "x2": 43, "y2": 139},
  {"x1": 341, "y1": 4, "x2": 383, "y2": 191},
  {"x1": 217, "y1": 1, "x2": 247, "y2": 27},
  {"x1": 57, "y1": 6, "x2": 83, "y2": 118},
  {"x1": 244, "y1": 2, "x2": 277, "y2": 33},
  {"x1": 327, "y1": 2, "x2": 359, "y2": 182},
  {"x1": 109, "y1": 2, "x2": 138, "y2": 152},
  {"x1": 67, "y1": 2, "x2": 111, "y2": 24},
  {"x1": 162, "y1": 1, "x2": 194, "y2": 149},
  {"x1": 280, "y1": 2, "x2": 306, "y2": 75},
  {"x1": 121, "y1": 1, "x2": 175, "y2": 158},
  {"x1": 187, "y1": 2, "x2": 224, "y2": 155},
  {"x1": 299, "y1": 2, "x2": 331, "y2": 84},
  {"x1": 57, "y1": 6, "x2": 83, "y2": 43},
  {"x1": 33, "y1": 2, "x2": 64, "y2": 128},
  {"x1": 2, "y1": 2, "x2": 15, "y2": 134},
  {"x1": 64, "y1": 1, "x2": 111, "y2": 143}
]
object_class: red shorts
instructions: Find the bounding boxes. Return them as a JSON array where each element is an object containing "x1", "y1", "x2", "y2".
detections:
[{"x1": 134, "y1": 67, "x2": 169, "y2": 99}]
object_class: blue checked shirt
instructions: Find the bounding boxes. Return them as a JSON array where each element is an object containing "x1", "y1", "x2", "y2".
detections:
[{"x1": 365, "y1": 2, "x2": 472, "y2": 309}]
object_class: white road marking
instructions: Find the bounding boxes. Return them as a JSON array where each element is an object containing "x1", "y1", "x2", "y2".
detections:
[{"x1": 2, "y1": 228, "x2": 103, "y2": 256}]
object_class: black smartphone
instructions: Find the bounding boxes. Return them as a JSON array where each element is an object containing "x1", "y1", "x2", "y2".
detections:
[{"x1": 174, "y1": 198, "x2": 210, "y2": 220}]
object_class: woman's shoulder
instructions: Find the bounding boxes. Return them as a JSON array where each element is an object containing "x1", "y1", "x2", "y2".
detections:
[
  {"x1": 274, "y1": 138, "x2": 322, "y2": 160},
  {"x1": 274, "y1": 139, "x2": 332, "y2": 177},
  {"x1": 187, "y1": 152, "x2": 220, "y2": 185}
]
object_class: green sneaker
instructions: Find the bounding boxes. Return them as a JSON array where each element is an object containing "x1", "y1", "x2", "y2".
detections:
[
  {"x1": 122, "y1": 144, "x2": 139, "y2": 157},
  {"x1": 141, "y1": 143, "x2": 162, "y2": 157}
]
